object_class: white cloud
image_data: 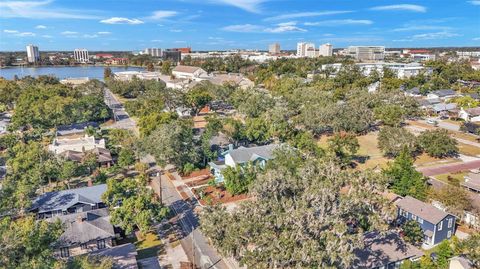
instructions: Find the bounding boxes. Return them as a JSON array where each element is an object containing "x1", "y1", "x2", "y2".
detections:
[
  {"x1": 305, "y1": 19, "x2": 372, "y2": 26},
  {"x1": 393, "y1": 25, "x2": 451, "y2": 32},
  {"x1": 97, "y1": 31, "x2": 111, "y2": 35},
  {"x1": 265, "y1": 11, "x2": 352, "y2": 21},
  {"x1": 100, "y1": 17, "x2": 144, "y2": 25},
  {"x1": 474, "y1": 37, "x2": 480, "y2": 41},
  {"x1": 211, "y1": 0, "x2": 269, "y2": 13},
  {"x1": 61, "y1": 31, "x2": 78, "y2": 35},
  {"x1": 222, "y1": 24, "x2": 264, "y2": 32},
  {"x1": 151, "y1": 39, "x2": 163, "y2": 42},
  {"x1": 370, "y1": 4, "x2": 426, "y2": 13},
  {"x1": 468, "y1": 1, "x2": 480, "y2": 5},
  {"x1": 0, "y1": 0, "x2": 100, "y2": 19},
  {"x1": 146, "y1": 10, "x2": 178, "y2": 20},
  {"x1": 412, "y1": 31, "x2": 460, "y2": 40},
  {"x1": 170, "y1": 29, "x2": 183, "y2": 32},
  {"x1": 82, "y1": 34, "x2": 98, "y2": 38},
  {"x1": 3, "y1": 29, "x2": 36, "y2": 37},
  {"x1": 35, "y1": 25, "x2": 47, "y2": 29},
  {"x1": 222, "y1": 22, "x2": 306, "y2": 33},
  {"x1": 42, "y1": 34, "x2": 53, "y2": 38}
]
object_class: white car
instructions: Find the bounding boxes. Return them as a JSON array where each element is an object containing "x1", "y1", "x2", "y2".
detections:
[{"x1": 426, "y1": 119, "x2": 438, "y2": 125}]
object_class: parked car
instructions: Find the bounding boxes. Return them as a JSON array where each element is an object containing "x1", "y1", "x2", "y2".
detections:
[{"x1": 427, "y1": 118, "x2": 438, "y2": 125}]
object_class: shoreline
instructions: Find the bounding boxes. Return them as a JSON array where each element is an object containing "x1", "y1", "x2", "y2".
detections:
[{"x1": 0, "y1": 64, "x2": 147, "y2": 69}]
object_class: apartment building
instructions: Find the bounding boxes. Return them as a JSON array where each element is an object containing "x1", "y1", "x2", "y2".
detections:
[
  {"x1": 269, "y1": 43, "x2": 280, "y2": 54},
  {"x1": 26, "y1": 44, "x2": 40, "y2": 63},
  {"x1": 297, "y1": 42, "x2": 315, "y2": 57},
  {"x1": 144, "y1": 48, "x2": 162, "y2": 57},
  {"x1": 347, "y1": 46, "x2": 385, "y2": 61},
  {"x1": 73, "y1": 49, "x2": 89, "y2": 63},
  {"x1": 319, "y1": 43, "x2": 333, "y2": 57}
]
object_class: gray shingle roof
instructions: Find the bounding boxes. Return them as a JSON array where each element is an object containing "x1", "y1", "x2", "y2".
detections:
[
  {"x1": 228, "y1": 144, "x2": 278, "y2": 164},
  {"x1": 432, "y1": 89, "x2": 456, "y2": 97},
  {"x1": 31, "y1": 184, "x2": 107, "y2": 213},
  {"x1": 90, "y1": 243, "x2": 138, "y2": 269},
  {"x1": 173, "y1": 65, "x2": 202, "y2": 74},
  {"x1": 395, "y1": 196, "x2": 451, "y2": 224},
  {"x1": 353, "y1": 231, "x2": 423, "y2": 268},
  {"x1": 49, "y1": 208, "x2": 115, "y2": 247},
  {"x1": 433, "y1": 103, "x2": 457, "y2": 112}
]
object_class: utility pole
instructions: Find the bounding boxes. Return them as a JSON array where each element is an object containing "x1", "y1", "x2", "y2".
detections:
[
  {"x1": 192, "y1": 226, "x2": 195, "y2": 269},
  {"x1": 157, "y1": 172, "x2": 162, "y2": 204}
]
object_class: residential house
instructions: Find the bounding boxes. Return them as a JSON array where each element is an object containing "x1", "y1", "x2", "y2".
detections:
[
  {"x1": 49, "y1": 208, "x2": 116, "y2": 258},
  {"x1": 172, "y1": 65, "x2": 207, "y2": 80},
  {"x1": 449, "y1": 256, "x2": 474, "y2": 269},
  {"x1": 459, "y1": 107, "x2": 480, "y2": 122},
  {"x1": 208, "y1": 73, "x2": 254, "y2": 89},
  {"x1": 427, "y1": 89, "x2": 457, "y2": 100},
  {"x1": 209, "y1": 144, "x2": 278, "y2": 182},
  {"x1": 49, "y1": 135, "x2": 106, "y2": 155},
  {"x1": 432, "y1": 103, "x2": 458, "y2": 116},
  {"x1": 396, "y1": 196, "x2": 456, "y2": 246},
  {"x1": 89, "y1": 243, "x2": 138, "y2": 269},
  {"x1": 405, "y1": 87, "x2": 422, "y2": 97},
  {"x1": 30, "y1": 184, "x2": 107, "y2": 219},
  {"x1": 462, "y1": 172, "x2": 480, "y2": 193},
  {"x1": 352, "y1": 231, "x2": 423, "y2": 269},
  {"x1": 0, "y1": 113, "x2": 11, "y2": 134},
  {"x1": 105, "y1": 58, "x2": 128, "y2": 65},
  {"x1": 60, "y1": 147, "x2": 113, "y2": 167}
]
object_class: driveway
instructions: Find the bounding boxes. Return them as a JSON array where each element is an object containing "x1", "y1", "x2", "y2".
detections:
[
  {"x1": 137, "y1": 257, "x2": 161, "y2": 269},
  {"x1": 103, "y1": 88, "x2": 137, "y2": 132}
]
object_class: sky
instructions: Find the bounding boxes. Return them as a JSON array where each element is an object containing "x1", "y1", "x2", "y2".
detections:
[{"x1": 0, "y1": 0, "x2": 479, "y2": 51}]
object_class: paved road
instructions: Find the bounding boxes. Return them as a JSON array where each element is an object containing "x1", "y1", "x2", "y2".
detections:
[
  {"x1": 103, "y1": 88, "x2": 137, "y2": 131},
  {"x1": 420, "y1": 118, "x2": 461, "y2": 132},
  {"x1": 418, "y1": 160, "x2": 480, "y2": 176},
  {"x1": 160, "y1": 175, "x2": 231, "y2": 269}
]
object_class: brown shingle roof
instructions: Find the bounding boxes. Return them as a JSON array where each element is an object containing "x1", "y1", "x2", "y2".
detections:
[
  {"x1": 395, "y1": 196, "x2": 451, "y2": 224},
  {"x1": 173, "y1": 65, "x2": 202, "y2": 74},
  {"x1": 465, "y1": 107, "x2": 480, "y2": 117}
]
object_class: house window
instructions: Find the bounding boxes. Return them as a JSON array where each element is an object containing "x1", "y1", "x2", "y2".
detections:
[
  {"x1": 418, "y1": 218, "x2": 423, "y2": 224},
  {"x1": 97, "y1": 239, "x2": 106, "y2": 249},
  {"x1": 447, "y1": 231, "x2": 452, "y2": 238},
  {"x1": 448, "y1": 218, "x2": 453, "y2": 228},
  {"x1": 412, "y1": 215, "x2": 417, "y2": 221},
  {"x1": 80, "y1": 243, "x2": 87, "y2": 250},
  {"x1": 60, "y1": 247, "x2": 70, "y2": 258},
  {"x1": 438, "y1": 221, "x2": 443, "y2": 231}
]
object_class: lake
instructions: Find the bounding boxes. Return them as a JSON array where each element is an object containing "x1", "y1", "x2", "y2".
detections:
[{"x1": 0, "y1": 66, "x2": 145, "y2": 80}]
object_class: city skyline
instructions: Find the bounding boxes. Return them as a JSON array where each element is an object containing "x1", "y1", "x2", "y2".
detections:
[{"x1": 0, "y1": 0, "x2": 479, "y2": 51}]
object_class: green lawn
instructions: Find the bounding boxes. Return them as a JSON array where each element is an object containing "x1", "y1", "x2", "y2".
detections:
[{"x1": 135, "y1": 232, "x2": 165, "y2": 259}]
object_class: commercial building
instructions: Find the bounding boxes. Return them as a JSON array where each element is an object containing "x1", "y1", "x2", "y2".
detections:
[
  {"x1": 269, "y1": 43, "x2": 280, "y2": 54},
  {"x1": 318, "y1": 43, "x2": 333, "y2": 57},
  {"x1": 26, "y1": 44, "x2": 40, "y2": 63},
  {"x1": 144, "y1": 48, "x2": 162, "y2": 57},
  {"x1": 347, "y1": 46, "x2": 385, "y2": 61},
  {"x1": 163, "y1": 50, "x2": 182, "y2": 63},
  {"x1": 73, "y1": 49, "x2": 89, "y2": 63},
  {"x1": 172, "y1": 47, "x2": 191, "y2": 53},
  {"x1": 297, "y1": 42, "x2": 315, "y2": 57}
]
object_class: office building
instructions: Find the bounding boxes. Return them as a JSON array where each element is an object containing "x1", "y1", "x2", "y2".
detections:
[
  {"x1": 269, "y1": 43, "x2": 280, "y2": 54},
  {"x1": 297, "y1": 42, "x2": 315, "y2": 57},
  {"x1": 144, "y1": 48, "x2": 162, "y2": 57},
  {"x1": 26, "y1": 44, "x2": 40, "y2": 63},
  {"x1": 347, "y1": 46, "x2": 385, "y2": 61},
  {"x1": 73, "y1": 49, "x2": 89, "y2": 63},
  {"x1": 163, "y1": 50, "x2": 182, "y2": 63},
  {"x1": 319, "y1": 43, "x2": 333, "y2": 57},
  {"x1": 172, "y1": 47, "x2": 191, "y2": 54}
]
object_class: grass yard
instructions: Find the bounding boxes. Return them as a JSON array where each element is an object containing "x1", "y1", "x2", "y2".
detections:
[
  {"x1": 435, "y1": 171, "x2": 468, "y2": 186},
  {"x1": 413, "y1": 153, "x2": 461, "y2": 168},
  {"x1": 458, "y1": 142, "x2": 480, "y2": 156},
  {"x1": 135, "y1": 232, "x2": 165, "y2": 259}
]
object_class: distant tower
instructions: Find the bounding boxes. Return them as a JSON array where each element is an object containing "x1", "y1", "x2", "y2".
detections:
[
  {"x1": 26, "y1": 44, "x2": 40, "y2": 63},
  {"x1": 269, "y1": 43, "x2": 280, "y2": 54},
  {"x1": 144, "y1": 48, "x2": 162, "y2": 57},
  {"x1": 296, "y1": 42, "x2": 315, "y2": 57},
  {"x1": 73, "y1": 48, "x2": 89, "y2": 63},
  {"x1": 319, "y1": 43, "x2": 333, "y2": 57}
]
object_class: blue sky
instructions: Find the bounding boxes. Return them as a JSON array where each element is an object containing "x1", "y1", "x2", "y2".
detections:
[{"x1": 0, "y1": 0, "x2": 479, "y2": 51}]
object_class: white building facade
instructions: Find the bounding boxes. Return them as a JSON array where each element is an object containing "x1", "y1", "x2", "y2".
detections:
[
  {"x1": 319, "y1": 43, "x2": 333, "y2": 57},
  {"x1": 297, "y1": 42, "x2": 315, "y2": 57},
  {"x1": 144, "y1": 48, "x2": 162, "y2": 57},
  {"x1": 26, "y1": 44, "x2": 40, "y2": 63},
  {"x1": 73, "y1": 49, "x2": 89, "y2": 63},
  {"x1": 269, "y1": 43, "x2": 280, "y2": 54},
  {"x1": 347, "y1": 46, "x2": 385, "y2": 61}
]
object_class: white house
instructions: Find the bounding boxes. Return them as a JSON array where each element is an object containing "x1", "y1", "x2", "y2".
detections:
[
  {"x1": 427, "y1": 89, "x2": 457, "y2": 100},
  {"x1": 459, "y1": 107, "x2": 480, "y2": 122},
  {"x1": 172, "y1": 65, "x2": 207, "y2": 80},
  {"x1": 49, "y1": 135, "x2": 106, "y2": 155}
]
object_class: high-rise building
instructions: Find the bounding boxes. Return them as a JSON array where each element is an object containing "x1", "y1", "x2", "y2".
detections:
[
  {"x1": 163, "y1": 50, "x2": 182, "y2": 63},
  {"x1": 269, "y1": 43, "x2": 280, "y2": 54},
  {"x1": 347, "y1": 46, "x2": 385, "y2": 61},
  {"x1": 319, "y1": 43, "x2": 333, "y2": 57},
  {"x1": 297, "y1": 42, "x2": 315, "y2": 57},
  {"x1": 26, "y1": 44, "x2": 40, "y2": 63},
  {"x1": 144, "y1": 48, "x2": 162, "y2": 57},
  {"x1": 73, "y1": 49, "x2": 89, "y2": 63}
]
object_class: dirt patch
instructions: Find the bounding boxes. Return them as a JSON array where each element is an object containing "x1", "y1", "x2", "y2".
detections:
[
  {"x1": 185, "y1": 177, "x2": 212, "y2": 187},
  {"x1": 182, "y1": 168, "x2": 211, "y2": 180},
  {"x1": 192, "y1": 185, "x2": 249, "y2": 206}
]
